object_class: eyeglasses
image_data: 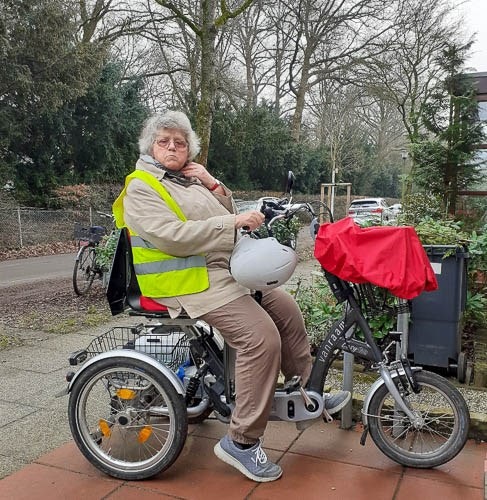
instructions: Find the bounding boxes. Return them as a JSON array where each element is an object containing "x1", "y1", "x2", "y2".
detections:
[{"x1": 155, "y1": 137, "x2": 188, "y2": 151}]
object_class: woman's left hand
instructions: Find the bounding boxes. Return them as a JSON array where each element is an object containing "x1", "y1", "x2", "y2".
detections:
[{"x1": 181, "y1": 162, "x2": 216, "y2": 189}]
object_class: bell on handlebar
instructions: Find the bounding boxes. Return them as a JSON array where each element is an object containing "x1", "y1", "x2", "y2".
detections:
[{"x1": 309, "y1": 217, "x2": 320, "y2": 240}]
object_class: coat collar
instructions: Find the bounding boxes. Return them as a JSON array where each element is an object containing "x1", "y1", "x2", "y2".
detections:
[{"x1": 137, "y1": 155, "x2": 196, "y2": 186}]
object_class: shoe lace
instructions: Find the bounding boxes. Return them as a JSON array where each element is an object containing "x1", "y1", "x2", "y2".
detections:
[{"x1": 251, "y1": 441, "x2": 268, "y2": 466}]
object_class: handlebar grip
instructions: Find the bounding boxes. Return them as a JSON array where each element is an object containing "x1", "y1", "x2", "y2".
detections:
[{"x1": 264, "y1": 201, "x2": 279, "y2": 209}]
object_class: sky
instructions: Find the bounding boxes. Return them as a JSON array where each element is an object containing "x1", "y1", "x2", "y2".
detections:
[{"x1": 463, "y1": 0, "x2": 487, "y2": 73}]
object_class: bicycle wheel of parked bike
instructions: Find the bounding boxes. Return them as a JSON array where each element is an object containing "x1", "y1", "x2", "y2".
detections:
[
  {"x1": 68, "y1": 356, "x2": 188, "y2": 480},
  {"x1": 367, "y1": 370, "x2": 469, "y2": 468},
  {"x1": 73, "y1": 246, "x2": 97, "y2": 296}
]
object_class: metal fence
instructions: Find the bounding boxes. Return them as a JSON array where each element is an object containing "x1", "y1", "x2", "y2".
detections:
[
  {"x1": 7, "y1": 193, "x2": 478, "y2": 250},
  {"x1": 0, "y1": 207, "x2": 113, "y2": 249},
  {"x1": 0, "y1": 195, "x2": 366, "y2": 249}
]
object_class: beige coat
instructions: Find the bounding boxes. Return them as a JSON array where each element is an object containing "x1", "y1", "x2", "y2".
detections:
[{"x1": 123, "y1": 157, "x2": 249, "y2": 318}]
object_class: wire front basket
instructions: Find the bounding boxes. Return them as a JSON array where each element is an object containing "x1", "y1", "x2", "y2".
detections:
[
  {"x1": 353, "y1": 283, "x2": 410, "y2": 319},
  {"x1": 74, "y1": 223, "x2": 106, "y2": 244},
  {"x1": 82, "y1": 326, "x2": 191, "y2": 371}
]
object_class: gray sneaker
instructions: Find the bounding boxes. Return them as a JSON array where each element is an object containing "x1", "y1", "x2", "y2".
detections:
[
  {"x1": 214, "y1": 435, "x2": 283, "y2": 482},
  {"x1": 324, "y1": 390, "x2": 351, "y2": 414}
]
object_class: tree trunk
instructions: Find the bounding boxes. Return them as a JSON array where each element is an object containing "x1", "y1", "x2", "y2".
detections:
[
  {"x1": 196, "y1": 20, "x2": 217, "y2": 165},
  {"x1": 291, "y1": 59, "x2": 311, "y2": 142}
]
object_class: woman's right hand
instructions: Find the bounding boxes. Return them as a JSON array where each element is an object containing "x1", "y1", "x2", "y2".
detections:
[{"x1": 235, "y1": 210, "x2": 265, "y2": 231}]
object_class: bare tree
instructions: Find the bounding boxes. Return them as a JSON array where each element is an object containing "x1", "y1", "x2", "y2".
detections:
[
  {"x1": 228, "y1": 0, "x2": 298, "y2": 114},
  {"x1": 76, "y1": 0, "x2": 159, "y2": 44},
  {"x1": 358, "y1": 90, "x2": 406, "y2": 165},
  {"x1": 228, "y1": 2, "x2": 269, "y2": 108},
  {"x1": 308, "y1": 79, "x2": 367, "y2": 209},
  {"x1": 283, "y1": 0, "x2": 397, "y2": 141},
  {"x1": 365, "y1": 0, "x2": 463, "y2": 148},
  {"x1": 303, "y1": 0, "x2": 465, "y2": 197},
  {"x1": 152, "y1": 0, "x2": 255, "y2": 164}
]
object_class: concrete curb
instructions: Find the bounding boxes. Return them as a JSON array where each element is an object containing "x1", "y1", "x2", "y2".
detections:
[{"x1": 469, "y1": 412, "x2": 487, "y2": 442}]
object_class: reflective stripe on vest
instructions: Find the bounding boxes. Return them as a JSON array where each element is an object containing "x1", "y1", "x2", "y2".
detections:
[
  {"x1": 130, "y1": 235, "x2": 157, "y2": 249},
  {"x1": 134, "y1": 255, "x2": 206, "y2": 275},
  {"x1": 112, "y1": 169, "x2": 209, "y2": 298},
  {"x1": 131, "y1": 236, "x2": 206, "y2": 273}
]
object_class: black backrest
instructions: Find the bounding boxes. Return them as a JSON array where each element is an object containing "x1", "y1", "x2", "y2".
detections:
[
  {"x1": 106, "y1": 226, "x2": 149, "y2": 313},
  {"x1": 106, "y1": 227, "x2": 131, "y2": 315},
  {"x1": 106, "y1": 228, "x2": 173, "y2": 317}
]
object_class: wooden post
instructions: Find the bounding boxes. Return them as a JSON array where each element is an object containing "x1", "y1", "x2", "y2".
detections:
[
  {"x1": 17, "y1": 207, "x2": 23, "y2": 248},
  {"x1": 320, "y1": 183, "x2": 353, "y2": 221}
]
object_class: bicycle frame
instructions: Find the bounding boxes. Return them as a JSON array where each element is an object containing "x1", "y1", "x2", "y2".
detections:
[
  {"x1": 73, "y1": 213, "x2": 118, "y2": 295},
  {"x1": 189, "y1": 274, "x2": 422, "y2": 427},
  {"x1": 74, "y1": 243, "x2": 103, "y2": 275},
  {"x1": 307, "y1": 284, "x2": 382, "y2": 395}
]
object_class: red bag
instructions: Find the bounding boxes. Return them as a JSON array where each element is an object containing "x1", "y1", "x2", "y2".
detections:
[{"x1": 313, "y1": 217, "x2": 438, "y2": 299}]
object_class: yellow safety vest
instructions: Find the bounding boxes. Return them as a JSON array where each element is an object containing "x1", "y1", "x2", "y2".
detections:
[{"x1": 112, "y1": 170, "x2": 209, "y2": 298}]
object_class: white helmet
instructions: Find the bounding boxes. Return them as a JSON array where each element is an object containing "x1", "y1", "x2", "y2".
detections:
[{"x1": 230, "y1": 236, "x2": 298, "y2": 290}]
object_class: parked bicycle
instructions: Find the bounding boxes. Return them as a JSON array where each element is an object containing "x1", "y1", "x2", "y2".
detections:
[
  {"x1": 72, "y1": 211, "x2": 116, "y2": 296},
  {"x1": 60, "y1": 172, "x2": 470, "y2": 480}
]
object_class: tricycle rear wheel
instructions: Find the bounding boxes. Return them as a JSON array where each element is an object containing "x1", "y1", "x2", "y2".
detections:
[{"x1": 68, "y1": 356, "x2": 188, "y2": 480}]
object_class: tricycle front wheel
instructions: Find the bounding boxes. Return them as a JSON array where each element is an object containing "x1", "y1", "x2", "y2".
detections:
[{"x1": 367, "y1": 370, "x2": 469, "y2": 468}]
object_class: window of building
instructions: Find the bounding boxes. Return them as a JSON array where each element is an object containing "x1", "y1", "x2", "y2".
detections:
[{"x1": 478, "y1": 101, "x2": 487, "y2": 121}]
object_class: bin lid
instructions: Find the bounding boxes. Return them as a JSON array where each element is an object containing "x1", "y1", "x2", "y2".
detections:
[{"x1": 422, "y1": 245, "x2": 469, "y2": 259}]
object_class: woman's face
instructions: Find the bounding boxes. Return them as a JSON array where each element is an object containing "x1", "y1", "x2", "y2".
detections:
[{"x1": 152, "y1": 128, "x2": 189, "y2": 170}]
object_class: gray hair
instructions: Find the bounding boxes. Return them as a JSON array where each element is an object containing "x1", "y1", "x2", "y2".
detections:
[{"x1": 138, "y1": 110, "x2": 201, "y2": 161}]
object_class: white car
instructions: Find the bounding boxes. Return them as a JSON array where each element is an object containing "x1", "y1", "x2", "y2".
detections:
[
  {"x1": 389, "y1": 203, "x2": 402, "y2": 216},
  {"x1": 348, "y1": 198, "x2": 392, "y2": 224}
]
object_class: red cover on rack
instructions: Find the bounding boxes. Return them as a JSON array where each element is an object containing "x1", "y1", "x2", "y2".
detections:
[{"x1": 313, "y1": 217, "x2": 438, "y2": 299}]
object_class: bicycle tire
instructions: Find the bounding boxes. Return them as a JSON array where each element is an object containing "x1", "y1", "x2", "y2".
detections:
[
  {"x1": 68, "y1": 356, "x2": 188, "y2": 480},
  {"x1": 283, "y1": 235, "x2": 298, "y2": 250},
  {"x1": 73, "y1": 246, "x2": 97, "y2": 296},
  {"x1": 367, "y1": 370, "x2": 469, "y2": 468}
]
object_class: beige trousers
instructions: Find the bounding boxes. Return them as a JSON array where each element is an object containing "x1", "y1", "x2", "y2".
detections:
[{"x1": 199, "y1": 288, "x2": 312, "y2": 444}]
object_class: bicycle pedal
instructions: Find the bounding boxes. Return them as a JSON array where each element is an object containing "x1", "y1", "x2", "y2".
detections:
[{"x1": 322, "y1": 408, "x2": 333, "y2": 423}]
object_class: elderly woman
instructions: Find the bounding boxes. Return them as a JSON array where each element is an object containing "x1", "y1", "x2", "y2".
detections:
[{"x1": 114, "y1": 110, "x2": 349, "y2": 482}]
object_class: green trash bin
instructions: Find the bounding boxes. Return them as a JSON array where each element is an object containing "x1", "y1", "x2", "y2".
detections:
[{"x1": 408, "y1": 245, "x2": 468, "y2": 373}]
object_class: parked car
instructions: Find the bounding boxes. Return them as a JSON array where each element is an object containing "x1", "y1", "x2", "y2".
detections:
[
  {"x1": 389, "y1": 203, "x2": 402, "y2": 216},
  {"x1": 348, "y1": 198, "x2": 392, "y2": 224}
]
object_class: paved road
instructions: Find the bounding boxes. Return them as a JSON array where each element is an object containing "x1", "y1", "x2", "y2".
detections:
[{"x1": 0, "y1": 253, "x2": 77, "y2": 288}]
